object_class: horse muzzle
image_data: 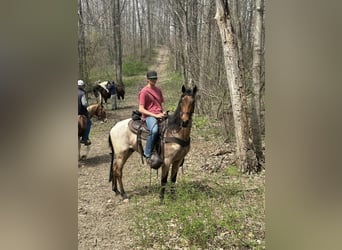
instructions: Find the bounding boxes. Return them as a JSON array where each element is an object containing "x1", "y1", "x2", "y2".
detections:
[{"x1": 181, "y1": 120, "x2": 189, "y2": 128}]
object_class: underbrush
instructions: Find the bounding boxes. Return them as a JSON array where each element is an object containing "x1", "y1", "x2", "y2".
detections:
[
  {"x1": 122, "y1": 60, "x2": 148, "y2": 76},
  {"x1": 131, "y1": 174, "x2": 265, "y2": 249}
]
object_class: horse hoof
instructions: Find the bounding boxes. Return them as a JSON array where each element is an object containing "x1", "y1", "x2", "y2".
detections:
[{"x1": 112, "y1": 187, "x2": 120, "y2": 194}]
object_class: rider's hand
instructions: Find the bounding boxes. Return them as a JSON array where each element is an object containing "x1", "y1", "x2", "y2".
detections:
[{"x1": 156, "y1": 112, "x2": 165, "y2": 119}]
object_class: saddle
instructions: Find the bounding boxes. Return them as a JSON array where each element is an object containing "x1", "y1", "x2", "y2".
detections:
[{"x1": 128, "y1": 115, "x2": 167, "y2": 169}]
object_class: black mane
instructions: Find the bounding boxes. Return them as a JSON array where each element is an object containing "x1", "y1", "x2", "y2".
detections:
[{"x1": 167, "y1": 99, "x2": 182, "y2": 130}]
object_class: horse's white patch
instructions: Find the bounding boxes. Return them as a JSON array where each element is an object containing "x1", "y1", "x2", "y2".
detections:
[{"x1": 99, "y1": 82, "x2": 110, "y2": 93}]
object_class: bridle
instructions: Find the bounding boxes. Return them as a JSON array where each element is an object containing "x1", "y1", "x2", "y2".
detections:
[{"x1": 179, "y1": 95, "x2": 195, "y2": 128}]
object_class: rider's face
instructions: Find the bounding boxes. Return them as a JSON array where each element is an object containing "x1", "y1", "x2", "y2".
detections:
[{"x1": 147, "y1": 78, "x2": 157, "y2": 85}]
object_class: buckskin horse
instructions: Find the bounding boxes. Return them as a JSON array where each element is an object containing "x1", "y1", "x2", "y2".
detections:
[{"x1": 108, "y1": 85, "x2": 197, "y2": 201}]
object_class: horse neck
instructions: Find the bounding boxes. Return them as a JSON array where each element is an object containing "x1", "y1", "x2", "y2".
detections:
[
  {"x1": 167, "y1": 120, "x2": 192, "y2": 141},
  {"x1": 88, "y1": 104, "x2": 98, "y2": 117},
  {"x1": 178, "y1": 125, "x2": 192, "y2": 140}
]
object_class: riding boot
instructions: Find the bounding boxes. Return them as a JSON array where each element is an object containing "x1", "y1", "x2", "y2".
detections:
[{"x1": 150, "y1": 151, "x2": 163, "y2": 169}]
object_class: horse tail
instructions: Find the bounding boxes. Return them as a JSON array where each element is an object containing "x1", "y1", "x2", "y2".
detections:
[{"x1": 108, "y1": 134, "x2": 114, "y2": 182}]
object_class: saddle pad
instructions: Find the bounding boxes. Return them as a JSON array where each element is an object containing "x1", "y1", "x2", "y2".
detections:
[{"x1": 128, "y1": 120, "x2": 150, "y2": 140}]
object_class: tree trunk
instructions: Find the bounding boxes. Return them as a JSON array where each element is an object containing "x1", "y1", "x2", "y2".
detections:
[
  {"x1": 135, "y1": 0, "x2": 143, "y2": 60},
  {"x1": 78, "y1": 0, "x2": 88, "y2": 81},
  {"x1": 215, "y1": 0, "x2": 260, "y2": 174},
  {"x1": 197, "y1": 1, "x2": 215, "y2": 115},
  {"x1": 113, "y1": 0, "x2": 123, "y2": 84},
  {"x1": 146, "y1": 0, "x2": 152, "y2": 60},
  {"x1": 251, "y1": 0, "x2": 265, "y2": 162}
]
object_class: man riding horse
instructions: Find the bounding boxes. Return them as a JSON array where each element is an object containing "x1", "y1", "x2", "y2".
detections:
[{"x1": 138, "y1": 71, "x2": 167, "y2": 167}]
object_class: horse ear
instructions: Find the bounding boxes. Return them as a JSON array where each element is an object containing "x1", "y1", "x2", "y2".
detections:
[
  {"x1": 182, "y1": 85, "x2": 186, "y2": 93},
  {"x1": 193, "y1": 85, "x2": 198, "y2": 95}
]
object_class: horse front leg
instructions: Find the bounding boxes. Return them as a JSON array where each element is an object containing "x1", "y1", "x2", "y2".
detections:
[
  {"x1": 159, "y1": 164, "x2": 170, "y2": 203},
  {"x1": 170, "y1": 160, "x2": 183, "y2": 200}
]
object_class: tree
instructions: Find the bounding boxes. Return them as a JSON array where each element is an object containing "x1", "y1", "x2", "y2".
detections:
[
  {"x1": 78, "y1": 0, "x2": 88, "y2": 82},
  {"x1": 112, "y1": 0, "x2": 123, "y2": 84},
  {"x1": 251, "y1": 0, "x2": 265, "y2": 162},
  {"x1": 215, "y1": 0, "x2": 261, "y2": 173}
]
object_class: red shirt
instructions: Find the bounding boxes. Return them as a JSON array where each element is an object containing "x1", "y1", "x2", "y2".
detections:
[{"x1": 139, "y1": 86, "x2": 164, "y2": 120}]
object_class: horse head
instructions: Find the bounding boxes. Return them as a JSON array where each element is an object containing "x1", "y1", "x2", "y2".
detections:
[
  {"x1": 168, "y1": 85, "x2": 197, "y2": 129},
  {"x1": 96, "y1": 103, "x2": 107, "y2": 122},
  {"x1": 179, "y1": 85, "x2": 197, "y2": 127}
]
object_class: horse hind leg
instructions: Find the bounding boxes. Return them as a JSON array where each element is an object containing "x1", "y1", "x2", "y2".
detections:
[
  {"x1": 113, "y1": 160, "x2": 127, "y2": 199},
  {"x1": 109, "y1": 153, "x2": 120, "y2": 196},
  {"x1": 112, "y1": 150, "x2": 134, "y2": 200}
]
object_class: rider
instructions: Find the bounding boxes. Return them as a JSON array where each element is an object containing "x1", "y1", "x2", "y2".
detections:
[
  {"x1": 78, "y1": 80, "x2": 92, "y2": 146},
  {"x1": 138, "y1": 70, "x2": 166, "y2": 166},
  {"x1": 107, "y1": 81, "x2": 118, "y2": 110}
]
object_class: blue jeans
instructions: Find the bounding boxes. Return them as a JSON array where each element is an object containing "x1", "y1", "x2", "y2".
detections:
[
  {"x1": 144, "y1": 116, "x2": 158, "y2": 158},
  {"x1": 82, "y1": 117, "x2": 92, "y2": 141}
]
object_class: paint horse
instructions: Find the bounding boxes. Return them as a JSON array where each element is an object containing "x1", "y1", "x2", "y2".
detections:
[
  {"x1": 93, "y1": 81, "x2": 125, "y2": 104},
  {"x1": 108, "y1": 85, "x2": 197, "y2": 201}
]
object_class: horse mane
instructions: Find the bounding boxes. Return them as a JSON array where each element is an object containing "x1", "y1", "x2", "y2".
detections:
[
  {"x1": 167, "y1": 99, "x2": 182, "y2": 130},
  {"x1": 167, "y1": 87, "x2": 196, "y2": 130}
]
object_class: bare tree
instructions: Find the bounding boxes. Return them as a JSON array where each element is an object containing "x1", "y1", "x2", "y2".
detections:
[
  {"x1": 215, "y1": 0, "x2": 261, "y2": 173},
  {"x1": 78, "y1": 0, "x2": 88, "y2": 81},
  {"x1": 146, "y1": 0, "x2": 152, "y2": 60},
  {"x1": 251, "y1": 0, "x2": 265, "y2": 162},
  {"x1": 112, "y1": 0, "x2": 123, "y2": 84}
]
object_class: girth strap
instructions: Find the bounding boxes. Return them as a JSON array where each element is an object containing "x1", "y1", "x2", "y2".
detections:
[
  {"x1": 136, "y1": 124, "x2": 144, "y2": 163},
  {"x1": 164, "y1": 137, "x2": 190, "y2": 147}
]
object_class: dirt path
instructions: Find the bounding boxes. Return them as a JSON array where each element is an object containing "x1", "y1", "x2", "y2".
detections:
[{"x1": 78, "y1": 47, "x2": 173, "y2": 249}]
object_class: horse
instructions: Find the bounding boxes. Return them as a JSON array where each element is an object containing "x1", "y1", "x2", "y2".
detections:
[
  {"x1": 115, "y1": 83, "x2": 125, "y2": 100},
  {"x1": 93, "y1": 82, "x2": 111, "y2": 103},
  {"x1": 108, "y1": 85, "x2": 197, "y2": 201},
  {"x1": 93, "y1": 81, "x2": 125, "y2": 103},
  {"x1": 87, "y1": 103, "x2": 107, "y2": 122}
]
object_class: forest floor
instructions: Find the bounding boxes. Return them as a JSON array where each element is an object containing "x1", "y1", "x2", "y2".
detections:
[{"x1": 78, "y1": 47, "x2": 265, "y2": 249}]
